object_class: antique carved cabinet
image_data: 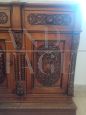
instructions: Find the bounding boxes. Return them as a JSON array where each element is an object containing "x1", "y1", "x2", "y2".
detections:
[{"x1": 0, "y1": 2, "x2": 81, "y2": 115}]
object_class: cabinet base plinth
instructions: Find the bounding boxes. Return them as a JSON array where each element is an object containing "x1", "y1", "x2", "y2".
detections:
[{"x1": 0, "y1": 99, "x2": 76, "y2": 115}]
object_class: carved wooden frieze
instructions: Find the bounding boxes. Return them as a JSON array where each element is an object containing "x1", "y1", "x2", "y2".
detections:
[
  {"x1": 0, "y1": 40, "x2": 6, "y2": 84},
  {"x1": 28, "y1": 13, "x2": 71, "y2": 25},
  {"x1": 34, "y1": 41, "x2": 61, "y2": 87},
  {"x1": 0, "y1": 12, "x2": 8, "y2": 24}
]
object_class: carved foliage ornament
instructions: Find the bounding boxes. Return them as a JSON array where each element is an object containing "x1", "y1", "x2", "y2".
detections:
[
  {"x1": 0, "y1": 12, "x2": 8, "y2": 24},
  {"x1": 13, "y1": 32, "x2": 23, "y2": 50},
  {"x1": 28, "y1": 13, "x2": 71, "y2": 25},
  {"x1": 35, "y1": 42, "x2": 61, "y2": 86}
]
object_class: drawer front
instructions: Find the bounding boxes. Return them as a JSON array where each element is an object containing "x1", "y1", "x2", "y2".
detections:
[
  {"x1": 23, "y1": 8, "x2": 74, "y2": 31},
  {"x1": 0, "y1": 7, "x2": 11, "y2": 27}
]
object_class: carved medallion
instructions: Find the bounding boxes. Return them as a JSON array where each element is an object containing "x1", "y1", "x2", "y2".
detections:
[
  {"x1": 34, "y1": 42, "x2": 61, "y2": 86},
  {"x1": 28, "y1": 13, "x2": 71, "y2": 25},
  {"x1": 0, "y1": 12, "x2": 8, "y2": 24}
]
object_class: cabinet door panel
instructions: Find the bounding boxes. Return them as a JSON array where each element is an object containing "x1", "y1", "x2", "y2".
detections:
[
  {"x1": 26, "y1": 33, "x2": 71, "y2": 95},
  {"x1": 32, "y1": 40, "x2": 65, "y2": 94}
]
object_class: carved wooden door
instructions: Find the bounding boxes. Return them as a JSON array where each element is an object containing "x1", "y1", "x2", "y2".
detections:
[
  {"x1": 0, "y1": 33, "x2": 15, "y2": 97},
  {"x1": 0, "y1": 32, "x2": 27, "y2": 97},
  {"x1": 25, "y1": 33, "x2": 71, "y2": 95}
]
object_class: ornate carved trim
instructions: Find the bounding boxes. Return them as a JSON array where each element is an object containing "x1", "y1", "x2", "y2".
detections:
[
  {"x1": 28, "y1": 13, "x2": 71, "y2": 25},
  {"x1": 68, "y1": 34, "x2": 80, "y2": 96}
]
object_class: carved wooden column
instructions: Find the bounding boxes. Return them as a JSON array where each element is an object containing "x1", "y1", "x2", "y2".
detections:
[
  {"x1": 68, "y1": 33, "x2": 80, "y2": 96},
  {"x1": 13, "y1": 31, "x2": 26, "y2": 96},
  {"x1": 11, "y1": 3, "x2": 26, "y2": 96}
]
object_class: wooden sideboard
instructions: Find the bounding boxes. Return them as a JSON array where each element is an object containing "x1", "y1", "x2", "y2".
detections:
[{"x1": 0, "y1": 2, "x2": 81, "y2": 115}]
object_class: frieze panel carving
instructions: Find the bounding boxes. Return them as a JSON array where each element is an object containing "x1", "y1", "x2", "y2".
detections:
[
  {"x1": 0, "y1": 12, "x2": 8, "y2": 24},
  {"x1": 34, "y1": 41, "x2": 61, "y2": 86},
  {"x1": 28, "y1": 13, "x2": 71, "y2": 25}
]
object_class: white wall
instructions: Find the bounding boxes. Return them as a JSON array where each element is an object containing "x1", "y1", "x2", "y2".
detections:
[
  {"x1": 75, "y1": 20, "x2": 86, "y2": 85},
  {"x1": 0, "y1": 0, "x2": 86, "y2": 85}
]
